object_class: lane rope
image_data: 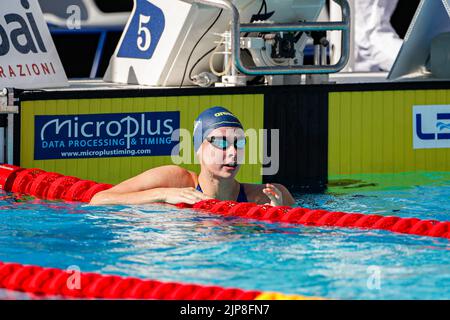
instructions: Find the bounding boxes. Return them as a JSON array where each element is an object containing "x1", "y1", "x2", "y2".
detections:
[
  {"x1": 1, "y1": 164, "x2": 448, "y2": 239},
  {"x1": 0, "y1": 261, "x2": 318, "y2": 300}
]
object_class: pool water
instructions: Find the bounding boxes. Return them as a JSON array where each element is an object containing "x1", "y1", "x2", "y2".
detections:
[{"x1": 0, "y1": 172, "x2": 449, "y2": 300}]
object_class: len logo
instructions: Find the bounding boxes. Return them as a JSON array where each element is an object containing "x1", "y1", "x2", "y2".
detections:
[
  {"x1": 413, "y1": 105, "x2": 450, "y2": 149},
  {"x1": 416, "y1": 113, "x2": 450, "y2": 140}
]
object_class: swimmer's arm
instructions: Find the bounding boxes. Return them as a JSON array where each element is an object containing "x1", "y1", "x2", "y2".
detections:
[
  {"x1": 89, "y1": 165, "x2": 197, "y2": 205},
  {"x1": 90, "y1": 188, "x2": 169, "y2": 205}
]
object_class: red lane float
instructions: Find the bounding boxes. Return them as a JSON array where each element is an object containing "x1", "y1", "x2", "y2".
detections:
[
  {"x1": 0, "y1": 164, "x2": 113, "y2": 202},
  {"x1": 0, "y1": 261, "x2": 262, "y2": 300},
  {"x1": 0, "y1": 261, "x2": 318, "y2": 300},
  {"x1": 185, "y1": 200, "x2": 450, "y2": 239},
  {"x1": 0, "y1": 165, "x2": 449, "y2": 240},
  {"x1": 0, "y1": 165, "x2": 24, "y2": 191}
]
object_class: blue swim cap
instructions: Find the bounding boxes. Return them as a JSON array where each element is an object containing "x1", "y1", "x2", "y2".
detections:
[{"x1": 193, "y1": 106, "x2": 243, "y2": 152}]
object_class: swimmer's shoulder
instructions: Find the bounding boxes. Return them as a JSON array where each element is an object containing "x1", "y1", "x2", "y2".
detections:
[
  {"x1": 105, "y1": 165, "x2": 197, "y2": 194},
  {"x1": 143, "y1": 165, "x2": 198, "y2": 188},
  {"x1": 168, "y1": 165, "x2": 199, "y2": 188}
]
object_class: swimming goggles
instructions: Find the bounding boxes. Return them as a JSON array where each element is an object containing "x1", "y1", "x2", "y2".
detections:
[{"x1": 206, "y1": 136, "x2": 246, "y2": 150}]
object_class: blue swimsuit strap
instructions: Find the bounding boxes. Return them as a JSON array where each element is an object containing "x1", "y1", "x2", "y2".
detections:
[{"x1": 196, "y1": 183, "x2": 248, "y2": 203}]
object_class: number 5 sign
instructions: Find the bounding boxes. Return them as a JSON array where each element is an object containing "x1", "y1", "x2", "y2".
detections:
[
  {"x1": 104, "y1": 0, "x2": 193, "y2": 85},
  {"x1": 117, "y1": 0, "x2": 165, "y2": 59}
]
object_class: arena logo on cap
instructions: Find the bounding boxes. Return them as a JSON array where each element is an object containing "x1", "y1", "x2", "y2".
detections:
[
  {"x1": 214, "y1": 112, "x2": 234, "y2": 117},
  {"x1": 413, "y1": 105, "x2": 450, "y2": 149},
  {"x1": 0, "y1": 0, "x2": 67, "y2": 88}
]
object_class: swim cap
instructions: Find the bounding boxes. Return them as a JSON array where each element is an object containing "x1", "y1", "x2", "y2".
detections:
[{"x1": 193, "y1": 106, "x2": 243, "y2": 152}]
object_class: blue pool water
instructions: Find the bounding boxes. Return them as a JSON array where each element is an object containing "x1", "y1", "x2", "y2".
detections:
[{"x1": 0, "y1": 172, "x2": 449, "y2": 300}]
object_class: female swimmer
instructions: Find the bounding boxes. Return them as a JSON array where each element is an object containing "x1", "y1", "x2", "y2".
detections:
[{"x1": 90, "y1": 106, "x2": 295, "y2": 206}]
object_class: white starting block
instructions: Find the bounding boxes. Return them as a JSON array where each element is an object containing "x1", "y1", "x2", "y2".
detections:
[
  {"x1": 389, "y1": 0, "x2": 450, "y2": 80},
  {"x1": 104, "y1": 0, "x2": 352, "y2": 87}
]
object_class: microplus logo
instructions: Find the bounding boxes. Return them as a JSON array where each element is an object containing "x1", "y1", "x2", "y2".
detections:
[
  {"x1": 117, "y1": 0, "x2": 165, "y2": 60},
  {"x1": 413, "y1": 105, "x2": 450, "y2": 149},
  {"x1": 35, "y1": 112, "x2": 180, "y2": 160}
]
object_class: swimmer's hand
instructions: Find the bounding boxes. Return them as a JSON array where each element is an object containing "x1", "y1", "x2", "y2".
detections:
[
  {"x1": 263, "y1": 183, "x2": 283, "y2": 206},
  {"x1": 163, "y1": 187, "x2": 213, "y2": 205}
]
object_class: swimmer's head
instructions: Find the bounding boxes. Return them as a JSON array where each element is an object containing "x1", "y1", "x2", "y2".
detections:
[
  {"x1": 193, "y1": 106, "x2": 243, "y2": 152},
  {"x1": 194, "y1": 106, "x2": 245, "y2": 179}
]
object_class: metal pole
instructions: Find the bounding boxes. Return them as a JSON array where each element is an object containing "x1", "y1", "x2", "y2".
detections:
[
  {"x1": 321, "y1": 47, "x2": 328, "y2": 65},
  {"x1": 1, "y1": 88, "x2": 18, "y2": 165},
  {"x1": 314, "y1": 45, "x2": 321, "y2": 65},
  {"x1": 7, "y1": 114, "x2": 13, "y2": 165},
  {"x1": 0, "y1": 122, "x2": 5, "y2": 163}
]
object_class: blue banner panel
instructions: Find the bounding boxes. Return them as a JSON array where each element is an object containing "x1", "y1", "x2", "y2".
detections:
[{"x1": 35, "y1": 111, "x2": 180, "y2": 160}]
